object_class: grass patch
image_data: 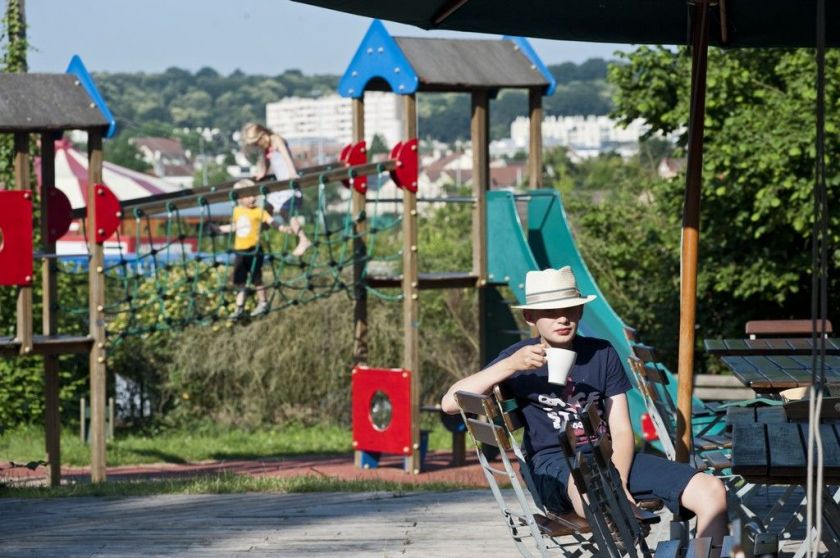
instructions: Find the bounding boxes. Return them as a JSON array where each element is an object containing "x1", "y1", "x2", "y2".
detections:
[
  {"x1": 1, "y1": 420, "x2": 458, "y2": 467},
  {"x1": 0, "y1": 471, "x2": 468, "y2": 499}
]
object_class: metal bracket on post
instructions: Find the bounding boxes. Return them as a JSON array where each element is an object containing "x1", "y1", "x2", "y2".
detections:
[
  {"x1": 93, "y1": 184, "x2": 121, "y2": 243},
  {"x1": 390, "y1": 138, "x2": 418, "y2": 192},
  {"x1": 339, "y1": 141, "x2": 368, "y2": 193}
]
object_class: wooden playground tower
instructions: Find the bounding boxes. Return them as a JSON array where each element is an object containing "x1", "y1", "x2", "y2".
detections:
[
  {"x1": 0, "y1": 59, "x2": 117, "y2": 486},
  {"x1": 342, "y1": 20, "x2": 556, "y2": 472}
]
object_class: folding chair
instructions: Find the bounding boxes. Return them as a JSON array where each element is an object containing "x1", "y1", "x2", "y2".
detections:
[
  {"x1": 558, "y1": 401, "x2": 661, "y2": 558},
  {"x1": 628, "y1": 346, "x2": 774, "y2": 554},
  {"x1": 455, "y1": 389, "x2": 593, "y2": 558}
]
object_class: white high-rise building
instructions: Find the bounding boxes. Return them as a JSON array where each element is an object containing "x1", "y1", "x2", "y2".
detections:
[
  {"x1": 510, "y1": 115, "x2": 650, "y2": 159},
  {"x1": 266, "y1": 92, "x2": 404, "y2": 148}
]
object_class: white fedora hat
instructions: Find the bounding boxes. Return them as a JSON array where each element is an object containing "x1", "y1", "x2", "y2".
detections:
[{"x1": 511, "y1": 266, "x2": 596, "y2": 310}]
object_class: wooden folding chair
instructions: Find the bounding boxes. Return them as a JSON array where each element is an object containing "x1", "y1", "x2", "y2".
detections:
[
  {"x1": 556, "y1": 401, "x2": 662, "y2": 558},
  {"x1": 629, "y1": 346, "x2": 731, "y2": 468},
  {"x1": 455, "y1": 389, "x2": 593, "y2": 558}
]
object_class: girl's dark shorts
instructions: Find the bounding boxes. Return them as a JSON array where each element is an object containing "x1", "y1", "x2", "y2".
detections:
[
  {"x1": 527, "y1": 449, "x2": 701, "y2": 517},
  {"x1": 233, "y1": 249, "x2": 264, "y2": 286}
]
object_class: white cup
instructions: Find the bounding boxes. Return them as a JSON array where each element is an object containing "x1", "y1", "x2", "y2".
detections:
[{"x1": 546, "y1": 347, "x2": 577, "y2": 385}]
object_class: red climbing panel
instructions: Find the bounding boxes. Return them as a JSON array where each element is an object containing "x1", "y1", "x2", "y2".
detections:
[
  {"x1": 92, "y1": 184, "x2": 122, "y2": 244},
  {"x1": 0, "y1": 190, "x2": 33, "y2": 286},
  {"x1": 351, "y1": 366, "x2": 413, "y2": 455},
  {"x1": 390, "y1": 138, "x2": 418, "y2": 193},
  {"x1": 340, "y1": 140, "x2": 368, "y2": 194},
  {"x1": 45, "y1": 187, "x2": 73, "y2": 243}
]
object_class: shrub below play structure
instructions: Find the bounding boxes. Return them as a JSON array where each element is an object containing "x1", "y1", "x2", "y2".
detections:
[{"x1": 166, "y1": 288, "x2": 479, "y2": 427}]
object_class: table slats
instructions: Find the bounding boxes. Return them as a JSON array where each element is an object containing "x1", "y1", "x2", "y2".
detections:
[
  {"x1": 767, "y1": 423, "x2": 806, "y2": 476},
  {"x1": 731, "y1": 423, "x2": 767, "y2": 478}
]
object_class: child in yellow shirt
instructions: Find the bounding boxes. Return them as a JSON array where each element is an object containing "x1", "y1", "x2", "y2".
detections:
[{"x1": 217, "y1": 179, "x2": 302, "y2": 319}]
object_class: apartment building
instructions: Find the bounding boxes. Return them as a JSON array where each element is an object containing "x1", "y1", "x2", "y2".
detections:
[{"x1": 266, "y1": 91, "x2": 404, "y2": 148}]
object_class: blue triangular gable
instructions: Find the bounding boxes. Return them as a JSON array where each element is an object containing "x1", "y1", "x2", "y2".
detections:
[
  {"x1": 66, "y1": 55, "x2": 117, "y2": 138},
  {"x1": 502, "y1": 36, "x2": 557, "y2": 96},
  {"x1": 339, "y1": 19, "x2": 418, "y2": 98}
]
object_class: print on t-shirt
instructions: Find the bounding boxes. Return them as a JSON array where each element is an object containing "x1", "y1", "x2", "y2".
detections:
[{"x1": 496, "y1": 335, "x2": 632, "y2": 458}]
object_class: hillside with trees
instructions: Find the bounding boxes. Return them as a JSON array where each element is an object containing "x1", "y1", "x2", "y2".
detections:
[{"x1": 94, "y1": 59, "x2": 613, "y2": 162}]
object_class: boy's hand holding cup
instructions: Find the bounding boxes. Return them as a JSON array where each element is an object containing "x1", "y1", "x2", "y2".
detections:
[{"x1": 546, "y1": 347, "x2": 576, "y2": 385}]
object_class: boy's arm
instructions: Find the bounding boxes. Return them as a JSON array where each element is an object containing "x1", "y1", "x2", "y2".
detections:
[
  {"x1": 216, "y1": 223, "x2": 232, "y2": 233},
  {"x1": 605, "y1": 393, "x2": 636, "y2": 503},
  {"x1": 440, "y1": 342, "x2": 546, "y2": 414}
]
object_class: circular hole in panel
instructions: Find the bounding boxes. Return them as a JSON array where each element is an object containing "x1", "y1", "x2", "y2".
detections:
[{"x1": 369, "y1": 390, "x2": 393, "y2": 432}]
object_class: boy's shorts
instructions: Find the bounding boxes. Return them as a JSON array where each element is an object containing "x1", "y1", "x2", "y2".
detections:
[
  {"x1": 527, "y1": 449, "x2": 701, "y2": 517},
  {"x1": 233, "y1": 249, "x2": 264, "y2": 286}
]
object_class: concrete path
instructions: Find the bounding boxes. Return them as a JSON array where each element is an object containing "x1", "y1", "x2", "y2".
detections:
[{"x1": 1, "y1": 490, "x2": 670, "y2": 558}]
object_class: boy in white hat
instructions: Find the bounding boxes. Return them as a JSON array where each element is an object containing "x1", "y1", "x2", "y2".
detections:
[{"x1": 442, "y1": 266, "x2": 727, "y2": 552}]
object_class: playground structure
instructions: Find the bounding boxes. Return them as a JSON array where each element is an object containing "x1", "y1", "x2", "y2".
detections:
[
  {"x1": 0, "y1": 22, "x2": 705, "y2": 485},
  {"x1": 0, "y1": 58, "x2": 115, "y2": 487},
  {"x1": 0, "y1": 54, "x2": 421, "y2": 485},
  {"x1": 342, "y1": 20, "x2": 556, "y2": 473}
]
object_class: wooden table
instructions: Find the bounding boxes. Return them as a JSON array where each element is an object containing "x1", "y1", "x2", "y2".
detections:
[
  {"x1": 704, "y1": 338, "x2": 840, "y2": 393},
  {"x1": 728, "y1": 405, "x2": 840, "y2": 556}
]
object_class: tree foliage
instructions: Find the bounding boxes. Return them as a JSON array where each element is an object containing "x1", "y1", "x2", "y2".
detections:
[{"x1": 572, "y1": 46, "x2": 840, "y2": 364}]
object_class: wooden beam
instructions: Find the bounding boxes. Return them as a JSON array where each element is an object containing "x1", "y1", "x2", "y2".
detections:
[
  {"x1": 40, "y1": 133, "x2": 61, "y2": 487},
  {"x1": 351, "y1": 96, "x2": 367, "y2": 470},
  {"x1": 528, "y1": 89, "x2": 543, "y2": 188},
  {"x1": 87, "y1": 130, "x2": 107, "y2": 483},
  {"x1": 351, "y1": 96, "x2": 368, "y2": 367},
  {"x1": 676, "y1": 0, "x2": 711, "y2": 464},
  {"x1": 403, "y1": 94, "x2": 421, "y2": 474},
  {"x1": 472, "y1": 90, "x2": 490, "y2": 366},
  {"x1": 14, "y1": 132, "x2": 33, "y2": 356}
]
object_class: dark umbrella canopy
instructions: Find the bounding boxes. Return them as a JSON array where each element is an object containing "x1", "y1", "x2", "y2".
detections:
[{"x1": 293, "y1": 0, "x2": 838, "y2": 47}]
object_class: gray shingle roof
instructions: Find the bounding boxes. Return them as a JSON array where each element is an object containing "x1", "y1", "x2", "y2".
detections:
[
  {"x1": 392, "y1": 37, "x2": 548, "y2": 91},
  {"x1": 0, "y1": 74, "x2": 109, "y2": 133}
]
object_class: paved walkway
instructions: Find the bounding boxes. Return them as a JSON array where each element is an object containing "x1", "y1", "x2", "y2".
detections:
[
  {"x1": 1, "y1": 489, "x2": 672, "y2": 557},
  {"x1": 0, "y1": 453, "x2": 824, "y2": 556}
]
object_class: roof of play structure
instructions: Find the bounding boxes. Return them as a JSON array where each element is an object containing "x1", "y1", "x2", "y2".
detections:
[
  {"x1": 339, "y1": 20, "x2": 556, "y2": 98},
  {"x1": 0, "y1": 56, "x2": 116, "y2": 136}
]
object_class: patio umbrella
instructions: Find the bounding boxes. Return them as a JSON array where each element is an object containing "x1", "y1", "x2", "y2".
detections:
[
  {"x1": 35, "y1": 138, "x2": 187, "y2": 210},
  {"x1": 293, "y1": 0, "x2": 834, "y2": 464},
  {"x1": 292, "y1": 0, "x2": 838, "y2": 47}
]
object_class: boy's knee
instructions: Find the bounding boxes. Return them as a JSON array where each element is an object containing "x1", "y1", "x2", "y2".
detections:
[{"x1": 684, "y1": 474, "x2": 726, "y2": 512}]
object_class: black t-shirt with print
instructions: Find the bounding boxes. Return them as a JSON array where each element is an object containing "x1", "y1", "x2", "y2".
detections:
[{"x1": 494, "y1": 335, "x2": 632, "y2": 459}]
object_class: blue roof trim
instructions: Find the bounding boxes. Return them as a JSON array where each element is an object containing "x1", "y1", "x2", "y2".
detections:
[
  {"x1": 502, "y1": 36, "x2": 556, "y2": 96},
  {"x1": 339, "y1": 19, "x2": 418, "y2": 98},
  {"x1": 66, "y1": 55, "x2": 117, "y2": 138}
]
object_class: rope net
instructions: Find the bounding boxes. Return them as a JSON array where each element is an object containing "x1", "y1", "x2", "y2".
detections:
[{"x1": 56, "y1": 169, "x2": 404, "y2": 340}]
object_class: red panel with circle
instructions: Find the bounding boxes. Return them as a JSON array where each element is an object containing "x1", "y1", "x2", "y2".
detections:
[
  {"x1": 351, "y1": 366, "x2": 412, "y2": 455},
  {"x1": 0, "y1": 190, "x2": 33, "y2": 286}
]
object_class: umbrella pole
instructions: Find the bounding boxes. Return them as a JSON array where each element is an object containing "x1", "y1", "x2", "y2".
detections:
[{"x1": 676, "y1": 0, "x2": 711, "y2": 463}]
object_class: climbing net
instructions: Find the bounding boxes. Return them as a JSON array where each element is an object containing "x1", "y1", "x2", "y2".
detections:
[{"x1": 56, "y1": 168, "x2": 404, "y2": 340}]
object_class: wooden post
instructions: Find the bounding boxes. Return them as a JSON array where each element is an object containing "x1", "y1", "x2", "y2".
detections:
[
  {"x1": 87, "y1": 130, "x2": 107, "y2": 482},
  {"x1": 351, "y1": 96, "x2": 368, "y2": 469},
  {"x1": 402, "y1": 94, "x2": 421, "y2": 474},
  {"x1": 40, "y1": 133, "x2": 61, "y2": 487},
  {"x1": 528, "y1": 88, "x2": 543, "y2": 188},
  {"x1": 472, "y1": 90, "x2": 490, "y2": 366},
  {"x1": 13, "y1": 132, "x2": 33, "y2": 356},
  {"x1": 676, "y1": 0, "x2": 711, "y2": 464}
]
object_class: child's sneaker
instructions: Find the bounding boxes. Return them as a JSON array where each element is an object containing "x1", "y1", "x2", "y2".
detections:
[
  {"x1": 250, "y1": 302, "x2": 269, "y2": 317},
  {"x1": 229, "y1": 306, "x2": 245, "y2": 320},
  {"x1": 292, "y1": 236, "x2": 311, "y2": 257}
]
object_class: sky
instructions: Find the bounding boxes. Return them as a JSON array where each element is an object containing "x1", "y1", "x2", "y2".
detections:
[{"x1": 27, "y1": 0, "x2": 631, "y2": 76}]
